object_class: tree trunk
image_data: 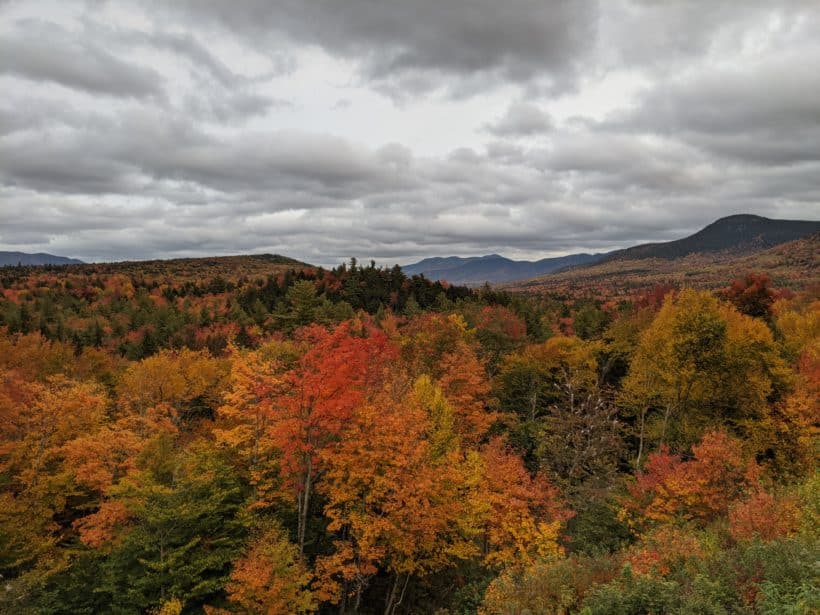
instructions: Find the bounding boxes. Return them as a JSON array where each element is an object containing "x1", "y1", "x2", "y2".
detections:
[
  {"x1": 636, "y1": 406, "x2": 647, "y2": 467},
  {"x1": 660, "y1": 403, "x2": 674, "y2": 446},
  {"x1": 298, "y1": 454, "x2": 312, "y2": 554},
  {"x1": 384, "y1": 574, "x2": 400, "y2": 615},
  {"x1": 338, "y1": 585, "x2": 347, "y2": 615},
  {"x1": 394, "y1": 575, "x2": 410, "y2": 614},
  {"x1": 353, "y1": 583, "x2": 363, "y2": 613}
]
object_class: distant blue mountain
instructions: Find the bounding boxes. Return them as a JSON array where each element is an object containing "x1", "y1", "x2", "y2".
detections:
[
  {"x1": 0, "y1": 251, "x2": 84, "y2": 266},
  {"x1": 402, "y1": 252, "x2": 606, "y2": 285}
]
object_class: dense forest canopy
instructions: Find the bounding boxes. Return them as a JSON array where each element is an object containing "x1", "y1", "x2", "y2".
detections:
[{"x1": 0, "y1": 258, "x2": 817, "y2": 614}]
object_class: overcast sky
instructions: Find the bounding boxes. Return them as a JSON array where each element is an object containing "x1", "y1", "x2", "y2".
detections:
[{"x1": 1, "y1": 1, "x2": 818, "y2": 266}]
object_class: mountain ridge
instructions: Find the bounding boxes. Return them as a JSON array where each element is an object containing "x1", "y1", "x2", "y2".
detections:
[
  {"x1": 0, "y1": 251, "x2": 84, "y2": 266},
  {"x1": 505, "y1": 233, "x2": 819, "y2": 298},
  {"x1": 601, "y1": 214, "x2": 820, "y2": 262},
  {"x1": 402, "y1": 214, "x2": 819, "y2": 285}
]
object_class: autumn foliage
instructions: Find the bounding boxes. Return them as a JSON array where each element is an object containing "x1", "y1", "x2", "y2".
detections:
[
  {"x1": 0, "y1": 259, "x2": 817, "y2": 614},
  {"x1": 626, "y1": 430, "x2": 761, "y2": 526}
]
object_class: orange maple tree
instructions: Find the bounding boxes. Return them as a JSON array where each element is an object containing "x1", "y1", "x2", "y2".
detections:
[
  {"x1": 217, "y1": 321, "x2": 397, "y2": 552},
  {"x1": 626, "y1": 430, "x2": 760, "y2": 526}
]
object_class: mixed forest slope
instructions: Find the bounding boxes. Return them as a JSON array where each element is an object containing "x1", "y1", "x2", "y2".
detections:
[
  {"x1": 9, "y1": 253, "x2": 310, "y2": 279},
  {"x1": 508, "y1": 234, "x2": 820, "y2": 299},
  {"x1": 0, "y1": 255, "x2": 475, "y2": 358},
  {"x1": 602, "y1": 214, "x2": 820, "y2": 262}
]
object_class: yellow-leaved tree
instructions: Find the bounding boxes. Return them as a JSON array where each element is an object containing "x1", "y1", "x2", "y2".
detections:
[{"x1": 621, "y1": 289, "x2": 788, "y2": 461}]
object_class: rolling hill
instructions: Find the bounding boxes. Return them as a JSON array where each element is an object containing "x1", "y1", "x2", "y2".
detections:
[
  {"x1": 36, "y1": 254, "x2": 310, "y2": 281},
  {"x1": 0, "y1": 251, "x2": 84, "y2": 266}
]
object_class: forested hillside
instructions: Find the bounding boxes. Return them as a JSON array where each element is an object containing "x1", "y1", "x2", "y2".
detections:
[
  {"x1": 602, "y1": 215, "x2": 820, "y2": 261},
  {"x1": 510, "y1": 234, "x2": 820, "y2": 300},
  {"x1": 0, "y1": 258, "x2": 817, "y2": 614}
]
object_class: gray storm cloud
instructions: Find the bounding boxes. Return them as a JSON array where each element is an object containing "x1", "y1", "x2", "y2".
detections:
[
  {"x1": 159, "y1": 0, "x2": 596, "y2": 95},
  {"x1": 0, "y1": 20, "x2": 163, "y2": 98},
  {"x1": 0, "y1": 0, "x2": 818, "y2": 265}
]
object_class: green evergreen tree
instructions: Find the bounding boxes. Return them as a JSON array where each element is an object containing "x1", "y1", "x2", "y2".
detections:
[{"x1": 100, "y1": 444, "x2": 248, "y2": 614}]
